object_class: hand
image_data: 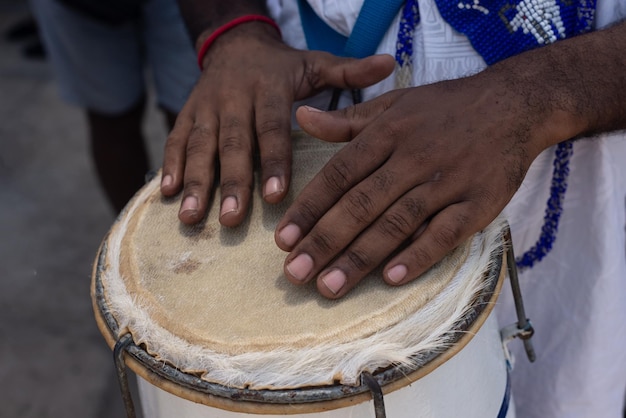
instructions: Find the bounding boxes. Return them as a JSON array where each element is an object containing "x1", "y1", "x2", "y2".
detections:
[
  {"x1": 274, "y1": 71, "x2": 574, "y2": 299},
  {"x1": 160, "y1": 22, "x2": 395, "y2": 226}
]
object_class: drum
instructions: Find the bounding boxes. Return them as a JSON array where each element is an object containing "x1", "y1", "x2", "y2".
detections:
[{"x1": 92, "y1": 132, "x2": 515, "y2": 418}]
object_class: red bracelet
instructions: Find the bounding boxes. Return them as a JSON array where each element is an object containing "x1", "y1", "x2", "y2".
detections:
[{"x1": 197, "y1": 15, "x2": 281, "y2": 70}]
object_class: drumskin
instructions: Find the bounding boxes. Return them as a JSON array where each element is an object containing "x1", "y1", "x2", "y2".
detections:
[{"x1": 94, "y1": 134, "x2": 508, "y2": 390}]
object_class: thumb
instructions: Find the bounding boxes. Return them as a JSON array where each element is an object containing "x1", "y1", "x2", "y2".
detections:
[
  {"x1": 302, "y1": 52, "x2": 395, "y2": 94},
  {"x1": 295, "y1": 89, "x2": 402, "y2": 142}
]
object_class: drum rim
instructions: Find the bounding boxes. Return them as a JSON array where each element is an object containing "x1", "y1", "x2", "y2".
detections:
[{"x1": 91, "y1": 232, "x2": 505, "y2": 413}]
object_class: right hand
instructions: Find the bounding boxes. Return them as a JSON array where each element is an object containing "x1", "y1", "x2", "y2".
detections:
[{"x1": 160, "y1": 21, "x2": 395, "y2": 226}]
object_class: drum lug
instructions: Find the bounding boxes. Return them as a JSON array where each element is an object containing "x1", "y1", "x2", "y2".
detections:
[
  {"x1": 501, "y1": 320, "x2": 535, "y2": 367},
  {"x1": 501, "y1": 227, "x2": 537, "y2": 365},
  {"x1": 501, "y1": 320, "x2": 534, "y2": 341},
  {"x1": 114, "y1": 333, "x2": 138, "y2": 418}
]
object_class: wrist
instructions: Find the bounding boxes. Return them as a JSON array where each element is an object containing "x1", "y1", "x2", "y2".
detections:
[
  {"x1": 482, "y1": 54, "x2": 587, "y2": 154},
  {"x1": 178, "y1": 0, "x2": 269, "y2": 44},
  {"x1": 196, "y1": 15, "x2": 281, "y2": 70}
]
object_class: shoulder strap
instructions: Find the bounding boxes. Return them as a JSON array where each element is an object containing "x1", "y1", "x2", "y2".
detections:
[{"x1": 297, "y1": 0, "x2": 404, "y2": 58}]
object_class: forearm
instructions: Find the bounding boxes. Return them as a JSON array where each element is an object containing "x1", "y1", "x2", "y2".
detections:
[
  {"x1": 484, "y1": 19, "x2": 626, "y2": 150},
  {"x1": 176, "y1": 0, "x2": 269, "y2": 48}
]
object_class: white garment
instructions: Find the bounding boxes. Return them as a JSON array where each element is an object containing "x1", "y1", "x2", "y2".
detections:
[{"x1": 269, "y1": 1, "x2": 626, "y2": 416}]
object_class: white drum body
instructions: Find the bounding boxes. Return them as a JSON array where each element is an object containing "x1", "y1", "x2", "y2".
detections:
[{"x1": 137, "y1": 313, "x2": 514, "y2": 418}]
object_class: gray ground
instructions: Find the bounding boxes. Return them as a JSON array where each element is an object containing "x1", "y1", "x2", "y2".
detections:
[{"x1": 1, "y1": 1, "x2": 163, "y2": 416}]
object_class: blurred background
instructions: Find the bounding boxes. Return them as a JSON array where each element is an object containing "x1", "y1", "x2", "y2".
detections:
[{"x1": 0, "y1": 0, "x2": 166, "y2": 416}]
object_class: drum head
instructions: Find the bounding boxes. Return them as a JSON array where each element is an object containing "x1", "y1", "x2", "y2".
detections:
[{"x1": 92, "y1": 132, "x2": 505, "y2": 411}]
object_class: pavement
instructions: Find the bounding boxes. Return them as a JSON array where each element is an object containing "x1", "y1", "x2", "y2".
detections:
[{"x1": 0, "y1": 1, "x2": 160, "y2": 416}]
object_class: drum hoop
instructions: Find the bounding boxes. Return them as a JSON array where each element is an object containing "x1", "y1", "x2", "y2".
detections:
[{"x1": 91, "y1": 234, "x2": 505, "y2": 414}]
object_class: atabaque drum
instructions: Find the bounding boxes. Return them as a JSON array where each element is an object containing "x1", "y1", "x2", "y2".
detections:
[{"x1": 92, "y1": 131, "x2": 514, "y2": 418}]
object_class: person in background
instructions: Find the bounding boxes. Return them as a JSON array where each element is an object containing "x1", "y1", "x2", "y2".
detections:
[
  {"x1": 160, "y1": 1, "x2": 626, "y2": 416},
  {"x1": 31, "y1": 0, "x2": 199, "y2": 213},
  {"x1": 4, "y1": 13, "x2": 46, "y2": 59}
]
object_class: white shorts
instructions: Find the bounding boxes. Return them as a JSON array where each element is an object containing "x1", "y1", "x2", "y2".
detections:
[{"x1": 32, "y1": 0, "x2": 199, "y2": 114}]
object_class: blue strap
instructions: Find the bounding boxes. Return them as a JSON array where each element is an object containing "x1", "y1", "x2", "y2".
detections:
[
  {"x1": 345, "y1": 0, "x2": 405, "y2": 58},
  {"x1": 297, "y1": 0, "x2": 347, "y2": 56},
  {"x1": 297, "y1": 0, "x2": 404, "y2": 58}
]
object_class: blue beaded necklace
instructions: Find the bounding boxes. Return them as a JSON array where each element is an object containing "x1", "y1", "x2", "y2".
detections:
[{"x1": 394, "y1": 0, "x2": 594, "y2": 271}]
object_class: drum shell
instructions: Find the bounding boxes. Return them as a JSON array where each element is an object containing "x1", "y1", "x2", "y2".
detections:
[
  {"x1": 135, "y1": 313, "x2": 513, "y2": 418},
  {"x1": 91, "y1": 236, "x2": 513, "y2": 417}
]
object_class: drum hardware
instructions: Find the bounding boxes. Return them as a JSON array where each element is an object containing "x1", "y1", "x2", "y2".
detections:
[
  {"x1": 361, "y1": 372, "x2": 385, "y2": 418},
  {"x1": 114, "y1": 334, "x2": 137, "y2": 418},
  {"x1": 112, "y1": 333, "x2": 388, "y2": 418},
  {"x1": 501, "y1": 228, "x2": 537, "y2": 364}
]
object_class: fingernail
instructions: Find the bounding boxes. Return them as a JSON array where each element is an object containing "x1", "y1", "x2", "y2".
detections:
[
  {"x1": 161, "y1": 174, "x2": 172, "y2": 188},
  {"x1": 220, "y1": 196, "x2": 238, "y2": 217},
  {"x1": 321, "y1": 269, "x2": 346, "y2": 295},
  {"x1": 263, "y1": 176, "x2": 283, "y2": 198},
  {"x1": 180, "y1": 196, "x2": 198, "y2": 214},
  {"x1": 286, "y1": 253, "x2": 313, "y2": 282},
  {"x1": 303, "y1": 105, "x2": 323, "y2": 113},
  {"x1": 278, "y1": 223, "x2": 301, "y2": 247},
  {"x1": 387, "y1": 264, "x2": 408, "y2": 284}
]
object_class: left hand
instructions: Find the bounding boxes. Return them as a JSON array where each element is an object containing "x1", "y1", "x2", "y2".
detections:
[
  {"x1": 160, "y1": 22, "x2": 394, "y2": 227},
  {"x1": 274, "y1": 71, "x2": 573, "y2": 299}
]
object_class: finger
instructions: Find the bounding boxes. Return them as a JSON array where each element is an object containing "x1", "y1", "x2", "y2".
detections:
[
  {"x1": 312, "y1": 182, "x2": 448, "y2": 299},
  {"x1": 275, "y1": 132, "x2": 395, "y2": 252},
  {"x1": 254, "y1": 88, "x2": 293, "y2": 205},
  {"x1": 161, "y1": 110, "x2": 194, "y2": 196},
  {"x1": 280, "y1": 158, "x2": 432, "y2": 288},
  {"x1": 295, "y1": 90, "x2": 404, "y2": 142},
  {"x1": 178, "y1": 115, "x2": 219, "y2": 225},
  {"x1": 383, "y1": 203, "x2": 485, "y2": 286},
  {"x1": 216, "y1": 103, "x2": 255, "y2": 227},
  {"x1": 299, "y1": 53, "x2": 395, "y2": 97}
]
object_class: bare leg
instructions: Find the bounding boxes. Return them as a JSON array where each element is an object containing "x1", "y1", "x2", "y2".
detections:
[{"x1": 87, "y1": 98, "x2": 149, "y2": 214}]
